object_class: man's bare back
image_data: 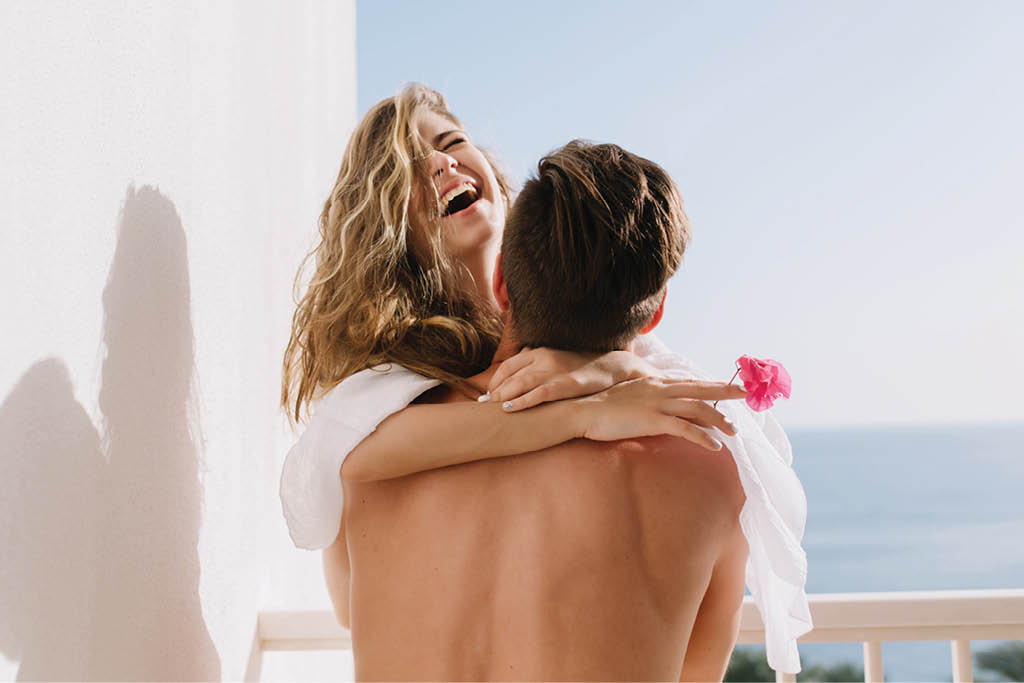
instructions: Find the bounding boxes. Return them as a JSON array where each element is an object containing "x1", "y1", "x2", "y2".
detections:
[{"x1": 325, "y1": 371, "x2": 748, "y2": 681}]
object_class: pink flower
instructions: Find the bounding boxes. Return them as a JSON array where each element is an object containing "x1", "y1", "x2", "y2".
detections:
[{"x1": 736, "y1": 355, "x2": 791, "y2": 411}]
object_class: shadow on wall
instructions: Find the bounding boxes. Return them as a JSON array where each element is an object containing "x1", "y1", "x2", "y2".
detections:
[{"x1": 0, "y1": 185, "x2": 221, "y2": 681}]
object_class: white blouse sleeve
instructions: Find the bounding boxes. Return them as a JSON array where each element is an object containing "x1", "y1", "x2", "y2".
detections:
[
  {"x1": 633, "y1": 333, "x2": 813, "y2": 675},
  {"x1": 279, "y1": 365, "x2": 441, "y2": 551}
]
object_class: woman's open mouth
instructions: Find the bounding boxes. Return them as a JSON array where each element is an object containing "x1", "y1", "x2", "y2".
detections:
[{"x1": 440, "y1": 181, "x2": 480, "y2": 217}]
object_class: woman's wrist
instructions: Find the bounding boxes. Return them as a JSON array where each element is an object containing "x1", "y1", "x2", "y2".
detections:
[{"x1": 564, "y1": 392, "x2": 604, "y2": 440}]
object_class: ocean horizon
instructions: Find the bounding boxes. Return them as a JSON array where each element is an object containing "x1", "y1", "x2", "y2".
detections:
[{"x1": 741, "y1": 419, "x2": 1024, "y2": 680}]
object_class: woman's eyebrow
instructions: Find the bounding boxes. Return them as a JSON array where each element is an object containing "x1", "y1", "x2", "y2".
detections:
[{"x1": 433, "y1": 129, "x2": 466, "y2": 146}]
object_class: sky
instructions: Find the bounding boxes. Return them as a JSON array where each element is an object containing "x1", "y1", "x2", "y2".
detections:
[{"x1": 357, "y1": 0, "x2": 1023, "y2": 429}]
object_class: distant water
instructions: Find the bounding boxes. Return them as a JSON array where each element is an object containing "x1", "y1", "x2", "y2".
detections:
[{"x1": 738, "y1": 421, "x2": 1024, "y2": 680}]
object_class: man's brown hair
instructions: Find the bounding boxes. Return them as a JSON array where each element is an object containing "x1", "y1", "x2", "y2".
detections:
[{"x1": 501, "y1": 140, "x2": 690, "y2": 353}]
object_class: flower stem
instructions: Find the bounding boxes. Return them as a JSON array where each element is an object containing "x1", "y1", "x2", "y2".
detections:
[{"x1": 713, "y1": 368, "x2": 742, "y2": 409}]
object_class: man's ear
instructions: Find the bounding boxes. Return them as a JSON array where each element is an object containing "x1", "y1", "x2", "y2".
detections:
[
  {"x1": 492, "y1": 252, "x2": 510, "y2": 312},
  {"x1": 640, "y1": 290, "x2": 666, "y2": 335}
]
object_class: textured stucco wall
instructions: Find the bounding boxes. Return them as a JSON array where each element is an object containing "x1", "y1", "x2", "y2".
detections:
[{"x1": 0, "y1": 2, "x2": 356, "y2": 680}]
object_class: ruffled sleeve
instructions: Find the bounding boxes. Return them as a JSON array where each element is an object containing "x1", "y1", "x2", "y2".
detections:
[
  {"x1": 279, "y1": 365, "x2": 441, "y2": 550},
  {"x1": 634, "y1": 333, "x2": 813, "y2": 675}
]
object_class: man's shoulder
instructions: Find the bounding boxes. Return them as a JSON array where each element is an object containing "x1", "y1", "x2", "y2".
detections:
[{"x1": 615, "y1": 435, "x2": 745, "y2": 513}]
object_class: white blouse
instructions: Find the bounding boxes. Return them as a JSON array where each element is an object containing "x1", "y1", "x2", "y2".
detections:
[{"x1": 279, "y1": 333, "x2": 812, "y2": 673}]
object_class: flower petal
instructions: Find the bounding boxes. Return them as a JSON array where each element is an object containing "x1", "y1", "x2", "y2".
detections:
[{"x1": 736, "y1": 355, "x2": 792, "y2": 408}]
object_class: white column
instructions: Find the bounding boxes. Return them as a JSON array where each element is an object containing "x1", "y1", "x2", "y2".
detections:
[
  {"x1": 863, "y1": 641, "x2": 883, "y2": 682},
  {"x1": 951, "y1": 639, "x2": 973, "y2": 683}
]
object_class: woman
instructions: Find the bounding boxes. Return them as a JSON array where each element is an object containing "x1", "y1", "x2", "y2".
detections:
[
  {"x1": 280, "y1": 84, "x2": 808, "y2": 672},
  {"x1": 280, "y1": 83, "x2": 741, "y2": 542}
]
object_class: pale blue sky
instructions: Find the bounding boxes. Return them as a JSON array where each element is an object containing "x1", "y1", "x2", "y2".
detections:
[{"x1": 358, "y1": 1, "x2": 1023, "y2": 428}]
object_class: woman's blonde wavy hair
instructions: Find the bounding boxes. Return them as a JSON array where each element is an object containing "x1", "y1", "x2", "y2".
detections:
[{"x1": 282, "y1": 84, "x2": 513, "y2": 424}]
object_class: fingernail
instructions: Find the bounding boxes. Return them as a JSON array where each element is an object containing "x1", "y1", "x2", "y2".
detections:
[
  {"x1": 711, "y1": 439, "x2": 723, "y2": 450},
  {"x1": 478, "y1": 393, "x2": 491, "y2": 403},
  {"x1": 502, "y1": 401, "x2": 513, "y2": 411}
]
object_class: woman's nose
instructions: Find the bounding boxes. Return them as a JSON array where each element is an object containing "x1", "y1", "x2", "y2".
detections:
[{"x1": 430, "y1": 150, "x2": 458, "y2": 178}]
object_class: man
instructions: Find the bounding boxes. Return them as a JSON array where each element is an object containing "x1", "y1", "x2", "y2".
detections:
[{"x1": 331, "y1": 141, "x2": 748, "y2": 680}]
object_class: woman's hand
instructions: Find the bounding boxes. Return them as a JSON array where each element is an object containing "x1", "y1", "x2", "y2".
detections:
[
  {"x1": 487, "y1": 347, "x2": 656, "y2": 411},
  {"x1": 572, "y1": 377, "x2": 746, "y2": 451}
]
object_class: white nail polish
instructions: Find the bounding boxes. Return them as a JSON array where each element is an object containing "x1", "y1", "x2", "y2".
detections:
[
  {"x1": 502, "y1": 401, "x2": 513, "y2": 411},
  {"x1": 478, "y1": 393, "x2": 491, "y2": 402}
]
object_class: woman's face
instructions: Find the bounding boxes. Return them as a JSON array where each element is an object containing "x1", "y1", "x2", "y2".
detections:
[{"x1": 411, "y1": 110, "x2": 506, "y2": 260}]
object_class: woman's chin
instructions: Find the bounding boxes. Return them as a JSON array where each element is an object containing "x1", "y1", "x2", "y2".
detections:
[
  {"x1": 443, "y1": 202, "x2": 503, "y2": 258},
  {"x1": 446, "y1": 229, "x2": 500, "y2": 263}
]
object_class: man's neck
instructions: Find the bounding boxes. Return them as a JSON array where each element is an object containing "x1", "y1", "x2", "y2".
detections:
[
  {"x1": 463, "y1": 330, "x2": 638, "y2": 402},
  {"x1": 486, "y1": 323, "x2": 638, "y2": 373},
  {"x1": 492, "y1": 330, "x2": 523, "y2": 365}
]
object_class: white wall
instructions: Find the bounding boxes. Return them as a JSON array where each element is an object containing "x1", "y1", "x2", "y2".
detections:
[{"x1": 0, "y1": 2, "x2": 356, "y2": 680}]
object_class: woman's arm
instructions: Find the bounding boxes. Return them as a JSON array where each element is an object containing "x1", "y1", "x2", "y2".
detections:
[
  {"x1": 340, "y1": 376, "x2": 742, "y2": 481},
  {"x1": 485, "y1": 346, "x2": 741, "y2": 411},
  {"x1": 341, "y1": 399, "x2": 578, "y2": 481},
  {"x1": 485, "y1": 348, "x2": 655, "y2": 411},
  {"x1": 322, "y1": 513, "x2": 351, "y2": 629}
]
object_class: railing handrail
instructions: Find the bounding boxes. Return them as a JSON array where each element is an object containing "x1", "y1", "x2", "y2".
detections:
[
  {"x1": 257, "y1": 588, "x2": 1024, "y2": 682},
  {"x1": 737, "y1": 588, "x2": 1024, "y2": 643}
]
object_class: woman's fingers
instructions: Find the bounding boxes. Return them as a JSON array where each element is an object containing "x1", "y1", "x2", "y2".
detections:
[
  {"x1": 661, "y1": 379, "x2": 747, "y2": 400},
  {"x1": 662, "y1": 398, "x2": 737, "y2": 437},
  {"x1": 500, "y1": 378, "x2": 580, "y2": 412},
  {"x1": 490, "y1": 373, "x2": 540, "y2": 404},
  {"x1": 658, "y1": 415, "x2": 723, "y2": 451},
  {"x1": 487, "y1": 349, "x2": 534, "y2": 393}
]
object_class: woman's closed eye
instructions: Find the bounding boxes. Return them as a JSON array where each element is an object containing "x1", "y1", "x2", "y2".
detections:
[{"x1": 442, "y1": 137, "x2": 467, "y2": 151}]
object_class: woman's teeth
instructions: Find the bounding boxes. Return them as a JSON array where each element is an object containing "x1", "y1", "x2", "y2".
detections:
[{"x1": 441, "y1": 182, "x2": 479, "y2": 216}]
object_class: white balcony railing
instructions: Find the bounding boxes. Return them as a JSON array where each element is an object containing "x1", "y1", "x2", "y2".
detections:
[{"x1": 256, "y1": 589, "x2": 1024, "y2": 683}]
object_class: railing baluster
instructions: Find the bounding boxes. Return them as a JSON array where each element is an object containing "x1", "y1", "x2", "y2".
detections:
[
  {"x1": 951, "y1": 639, "x2": 972, "y2": 683},
  {"x1": 863, "y1": 641, "x2": 883, "y2": 682}
]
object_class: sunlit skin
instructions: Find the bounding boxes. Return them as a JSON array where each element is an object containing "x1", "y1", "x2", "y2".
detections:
[{"x1": 333, "y1": 360, "x2": 747, "y2": 679}]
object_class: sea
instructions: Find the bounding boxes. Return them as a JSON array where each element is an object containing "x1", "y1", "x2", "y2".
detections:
[{"x1": 739, "y1": 420, "x2": 1024, "y2": 681}]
